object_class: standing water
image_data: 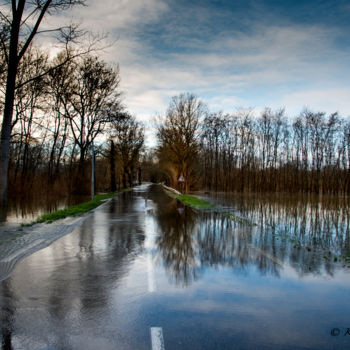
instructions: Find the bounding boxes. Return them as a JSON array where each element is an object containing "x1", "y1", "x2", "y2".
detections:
[
  {"x1": 0, "y1": 184, "x2": 349, "y2": 349},
  {"x1": 4, "y1": 193, "x2": 90, "y2": 224}
]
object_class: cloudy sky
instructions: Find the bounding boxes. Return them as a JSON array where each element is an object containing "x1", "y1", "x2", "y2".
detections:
[{"x1": 29, "y1": 0, "x2": 350, "y2": 142}]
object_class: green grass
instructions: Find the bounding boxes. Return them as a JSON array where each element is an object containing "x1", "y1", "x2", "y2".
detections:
[
  {"x1": 24, "y1": 189, "x2": 130, "y2": 225},
  {"x1": 162, "y1": 186, "x2": 256, "y2": 225},
  {"x1": 176, "y1": 195, "x2": 257, "y2": 225},
  {"x1": 223, "y1": 212, "x2": 257, "y2": 226},
  {"x1": 175, "y1": 194, "x2": 217, "y2": 209}
]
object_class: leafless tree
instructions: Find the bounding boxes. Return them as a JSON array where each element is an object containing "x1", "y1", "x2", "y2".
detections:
[
  {"x1": 110, "y1": 112, "x2": 144, "y2": 189},
  {"x1": 56, "y1": 54, "x2": 121, "y2": 192},
  {"x1": 156, "y1": 96, "x2": 350, "y2": 194},
  {"x1": 0, "y1": 0, "x2": 85, "y2": 217},
  {"x1": 157, "y1": 93, "x2": 206, "y2": 192}
]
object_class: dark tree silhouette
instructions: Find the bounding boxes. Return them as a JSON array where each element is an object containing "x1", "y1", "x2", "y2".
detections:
[
  {"x1": 157, "y1": 93, "x2": 206, "y2": 192},
  {"x1": 0, "y1": 0, "x2": 85, "y2": 219}
]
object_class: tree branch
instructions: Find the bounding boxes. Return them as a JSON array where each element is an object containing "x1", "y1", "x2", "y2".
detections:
[
  {"x1": 36, "y1": 26, "x2": 69, "y2": 34},
  {"x1": 15, "y1": 48, "x2": 78, "y2": 89},
  {"x1": 0, "y1": 36, "x2": 9, "y2": 63},
  {"x1": 18, "y1": 0, "x2": 52, "y2": 61},
  {"x1": 20, "y1": 6, "x2": 39, "y2": 27},
  {"x1": 0, "y1": 10, "x2": 11, "y2": 25},
  {"x1": 15, "y1": 33, "x2": 107, "y2": 90}
]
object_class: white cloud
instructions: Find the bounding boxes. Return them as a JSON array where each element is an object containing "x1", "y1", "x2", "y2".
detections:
[
  {"x1": 274, "y1": 88, "x2": 350, "y2": 117},
  {"x1": 111, "y1": 23, "x2": 350, "y2": 147},
  {"x1": 14, "y1": 0, "x2": 350, "y2": 142},
  {"x1": 124, "y1": 89, "x2": 169, "y2": 119},
  {"x1": 206, "y1": 95, "x2": 249, "y2": 112},
  {"x1": 49, "y1": 0, "x2": 169, "y2": 33}
]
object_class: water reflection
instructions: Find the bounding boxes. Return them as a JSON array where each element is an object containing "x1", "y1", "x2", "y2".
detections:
[
  {"x1": 233, "y1": 194, "x2": 350, "y2": 276},
  {"x1": 151, "y1": 188, "x2": 350, "y2": 286},
  {"x1": 0, "y1": 191, "x2": 146, "y2": 349},
  {"x1": 5, "y1": 193, "x2": 90, "y2": 224},
  {"x1": 0, "y1": 185, "x2": 349, "y2": 349},
  {"x1": 1, "y1": 281, "x2": 14, "y2": 350},
  {"x1": 214, "y1": 192, "x2": 350, "y2": 250},
  {"x1": 152, "y1": 196, "x2": 200, "y2": 286}
]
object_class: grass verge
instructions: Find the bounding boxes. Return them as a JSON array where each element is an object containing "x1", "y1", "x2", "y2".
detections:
[
  {"x1": 162, "y1": 185, "x2": 256, "y2": 225},
  {"x1": 23, "y1": 189, "x2": 130, "y2": 226},
  {"x1": 223, "y1": 212, "x2": 257, "y2": 226},
  {"x1": 175, "y1": 194, "x2": 217, "y2": 210}
]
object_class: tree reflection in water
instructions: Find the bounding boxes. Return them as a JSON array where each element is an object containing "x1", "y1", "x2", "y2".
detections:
[
  {"x1": 0, "y1": 191, "x2": 146, "y2": 349},
  {"x1": 1, "y1": 281, "x2": 14, "y2": 350},
  {"x1": 151, "y1": 188, "x2": 350, "y2": 286},
  {"x1": 155, "y1": 198, "x2": 200, "y2": 286}
]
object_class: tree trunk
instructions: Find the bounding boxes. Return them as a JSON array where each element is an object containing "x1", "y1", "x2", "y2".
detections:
[
  {"x1": 122, "y1": 169, "x2": 127, "y2": 189},
  {"x1": 0, "y1": 3, "x2": 24, "y2": 220},
  {"x1": 138, "y1": 166, "x2": 142, "y2": 185},
  {"x1": 129, "y1": 166, "x2": 134, "y2": 188}
]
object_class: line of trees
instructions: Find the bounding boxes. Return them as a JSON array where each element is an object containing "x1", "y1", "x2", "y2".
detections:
[
  {"x1": 107, "y1": 108, "x2": 144, "y2": 190},
  {"x1": 5, "y1": 48, "x2": 145, "y2": 198},
  {"x1": 5, "y1": 46, "x2": 122, "y2": 194},
  {"x1": 0, "y1": 2, "x2": 145, "y2": 221},
  {"x1": 0, "y1": 0, "x2": 87, "y2": 217},
  {"x1": 157, "y1": 93, "x2": 350, "y2": 194}
]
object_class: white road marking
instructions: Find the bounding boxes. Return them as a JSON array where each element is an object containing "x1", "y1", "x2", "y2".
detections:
[
  {"x1": 150, "y1": 327, "x2": 165, "y2": 350},
  {"x1": 147, "y1": 254, "x2": 156, "y2": 292}
]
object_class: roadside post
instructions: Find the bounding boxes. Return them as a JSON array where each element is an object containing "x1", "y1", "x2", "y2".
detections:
[{"x1": 91, "y1": 141, "x2": 95, "y2": 200}]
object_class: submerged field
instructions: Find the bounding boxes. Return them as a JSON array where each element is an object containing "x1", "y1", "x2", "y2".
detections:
[{"x1": 1, "y1": 185, "x2": 349, "y2": 349}]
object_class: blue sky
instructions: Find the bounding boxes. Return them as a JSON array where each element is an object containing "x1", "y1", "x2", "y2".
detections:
[{"x1": 37, "y1": 0, "x2": 350, "y2": 141}]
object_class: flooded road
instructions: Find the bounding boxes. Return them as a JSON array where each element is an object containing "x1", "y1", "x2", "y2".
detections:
[{"x1": 1, "y1": 184, "x2": 350, "y2": 349}]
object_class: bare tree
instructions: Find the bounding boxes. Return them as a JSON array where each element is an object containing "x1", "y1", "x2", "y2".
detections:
[
  {"x1": 10, "y1": 46, "x2": 48, "y2": 187},
  {"x1": 157, "y1": 93, "x2": 206, "y2": 192},
  {"x1": 182, "y1": 98, "x2": 349, "y2": 194},
  {"x1": 0, "y1": 0, "x2": 85, "y2": 218},
  {"x1": 45, "y1": 50, "x2": 74, "y2": 184},
  {"x1": 110, "y1": 112, "x2": 144, "y2": 189},
  {"x1": 63, "y1": 55, "x2": 120, "y2": 171}
]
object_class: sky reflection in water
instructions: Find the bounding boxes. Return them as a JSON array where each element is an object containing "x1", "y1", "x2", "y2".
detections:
[{"x1": 0, "y1": 185, "x2": 349, "y2": 349}]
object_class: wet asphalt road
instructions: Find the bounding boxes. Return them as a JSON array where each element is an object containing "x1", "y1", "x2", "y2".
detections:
[{"x1": 1, "y1": 184, "x2": 350, "y2": 350}]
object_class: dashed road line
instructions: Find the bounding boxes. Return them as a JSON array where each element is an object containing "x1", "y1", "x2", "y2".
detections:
[{"x1": 150, "y1": 327, "x2": 165, "y2": 350}]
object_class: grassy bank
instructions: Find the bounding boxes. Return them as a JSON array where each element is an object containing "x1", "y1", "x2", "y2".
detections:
[
  {"x1": 161, "y1": 185, "x2": 216, "y2": 210},
  {"x1": 223, "y1": 212, "x2": 257, "y2": 226},
  {"x1": 175, "y1": 194, "x2": 216, "y2": 209},
  {"x1": 162, "y1": 185, "x2": 256, "y2": 225},
  {"x1": 176, "y1": 193, "x2": 256, "y2": 225},
  {"x1": 25, "y1": 189, "x2": 130, "y2": 225}
]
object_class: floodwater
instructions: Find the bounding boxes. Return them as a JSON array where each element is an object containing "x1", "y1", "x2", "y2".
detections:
[
  {"x1": 0, "y1": 184, "x2": 349, "y2": 349},
  {"x1": 5, "y1": 194, "x2": 90, "y2": 224}
]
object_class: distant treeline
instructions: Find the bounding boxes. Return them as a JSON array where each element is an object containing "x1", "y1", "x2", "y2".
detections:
[{"x1": 156, "y1": 93, "x2": 350, "y2": 194}]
